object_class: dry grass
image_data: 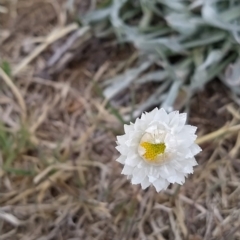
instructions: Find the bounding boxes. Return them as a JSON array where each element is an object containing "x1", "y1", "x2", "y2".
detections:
[{"x1": 1, "y1": 1, "x2": 240, "y2": 240}]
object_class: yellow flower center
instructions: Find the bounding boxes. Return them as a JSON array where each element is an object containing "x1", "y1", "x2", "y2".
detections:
[
  {"x1": 140, "y1": 142, "x2": 166, "y2": 162},
  {"x1": 138, "y1": 132, "x2": 168, "y2": 165}
]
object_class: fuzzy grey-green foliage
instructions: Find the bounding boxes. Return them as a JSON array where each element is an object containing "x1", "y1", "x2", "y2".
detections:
[{"x1": 83, "y1": 0, "x2": 240, "y2": 118}]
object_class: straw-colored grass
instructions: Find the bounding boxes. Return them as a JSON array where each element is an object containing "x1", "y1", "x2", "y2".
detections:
[{"x1": 1, "y1": 1, "x2": 240, "y2": 240}]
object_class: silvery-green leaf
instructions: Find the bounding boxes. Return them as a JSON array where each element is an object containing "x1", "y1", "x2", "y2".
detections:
[
  {"x1": 198, "y1": 50, "x2": 223, "y2": 71},
  {"x1": 156, "y1": 0, "x2": 187, "y2": 11},
  {"x1": 137, "y1": 71, "x2": 168, "y2": 84},
  {"x1": 83, "y1": 8, "x2": 112, "y2": 24},
  {"x1": 134, "y1": 37, "x2": 184, "y2": 53},
  {"x1": 110, "y1": 0, "x2": 128, "y2": 29},
  {"x1": 161, "y1": 81, "x2": 183, "y2": 111},
  {"x1": 202, "y1": 2, "x2": 240, "y2": 31},
  {"x1": 131, "y1": 82, "x2": 171, "y2": 119},
  {"x1": 224, "y1": 59, "x2": 240, "y2": 86},
  {"x1": 83, "y1": 0, "x2": 240, "y2": 112},
  {"x1": 189, "y1": 0, "x2": 204, "y2": 10},
  {"x1": 183, "y1": 32, "x2": 226, "y2": 49},
  {"x1": 103, "y1": 59, "x2": 155, "y2": 99},
  {"x1": 165, "y1": 13, "x2": 203, "y2": 35},
  {"x1": 233, "y1": 30, "x2": 240, "y2": 43},
  {"x1": 191, "y1": 70, "x2": 208, "y2": 90}
]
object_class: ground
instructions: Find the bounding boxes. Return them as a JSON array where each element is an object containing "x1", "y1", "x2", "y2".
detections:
[{"x1": 1, "y1": 1, "x2": 240, "y2": 240}]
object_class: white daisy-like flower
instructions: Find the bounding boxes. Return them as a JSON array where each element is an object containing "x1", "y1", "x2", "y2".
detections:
[{"x1": 116, "y1": 108, "x2": 201, "y2": 192}]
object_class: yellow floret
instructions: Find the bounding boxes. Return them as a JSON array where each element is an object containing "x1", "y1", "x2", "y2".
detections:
[{"x1": 140, "y1": 142, "x2": 166, "y2": 161}]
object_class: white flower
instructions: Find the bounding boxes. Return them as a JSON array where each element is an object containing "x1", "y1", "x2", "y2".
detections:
[{"x1": 116, "y1": 108, "x2": 201, "y2": 192}]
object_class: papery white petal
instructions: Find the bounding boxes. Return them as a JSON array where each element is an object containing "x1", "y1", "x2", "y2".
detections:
[
  {"x1": 125, "y1": 154, "x2": 141, "y2": 167},
  {"x1": 124, "y1": 124, "x2": 134, "y2": 133},
  {"x1": 153, "y1": 178, "x2": 169, "y2": 192},
  {"x1": 147, "y1": 166, "x2": 160, "y2": 178},
  {"x1": 181, "y1": 125, "x2": 197, "y2": 135},
  {"x1": 175, "y1": 131, "x2": 197, "y2": 147},
  {"x1": 148, "y1": 107, "x2": 159, "y2": 118},
  {"x1": 116, "y1": 145, "x2": 129, "y2": 155},
  {"x1": 140, "y1": 112, "x2": 146, "y2": 119},
  {"x1": 131, "y1": 168, "x2": 146, "y2": 184},
  {"x1": 169, "y1": 111, "x2": 179, "y2": 128},
  {"x1": 175, "y1": 113, "x2": 187, "y2": 132},
  {"x1": 121, "y1": 165, "x2": 134, "y2": 175},
  {"x1": 168, "y1": 111, "x2": 179, "y2": 122},
  {"x1": 167, "y1": 172, "x2": 185, "y2": 184},
  {"x1": 126, "y1": 148, "x2": 138, "y2": 158},
  {"x1": 116, "y1": 135, "x2": 128, "y2": 145},
  {"x1": 141, "y1": 177, "x2": 151, "y2": 189},
  {"x1": 153, "y1": 108, "x2": 169, "y2": 123},
  {"x1": 165, "y1": 133, "x2": 178, "y2": 148},
  {"x1": 134, "y1": 118, "x2": 142, "y2": 130},
  {"x1": 148, "y1": 176, "x2": 158, "y2": 183},
  {"x1": 170, "y1": 158, "x2": 198, "y2": 172},
  {"x1": 125, "y1": 132, "x2": 142, "y2": 147},
  {"x1": 182, "y1": 165, "x2": 193, "y2": 174},
  {"x1": 116, "y1": 155, "x2": 126, "y2": 164},
  {"x1": 190, "y1": 143, "x2": 202, "y2": 155},
  {"x1": 145, "y1": 125, "x2": 158, "y2": 133},
  {"x1": 184, "y1": 145, "x2": 201, "y2": 158},
  {"x1": 137, "y1": 160, "x2": 148, "y2": 168},
  {"x1": 177, "y1": 146, "x2": 192, "y2": 158},
  {"x1": 144, "y1": 107, "x2": 158, "y2": 122},
  {"x1": 158, "y1": 165, "x2": 176, "y2": 178},
  {"x1": 185, "y1": 157, "x2": 198, "y2": 167},
  {"x1": 168, "y1": 160, "x2": 184, "y2": 171},
  {"x1": 140, "y1": 112, "x2": 147, "y2": 121}
]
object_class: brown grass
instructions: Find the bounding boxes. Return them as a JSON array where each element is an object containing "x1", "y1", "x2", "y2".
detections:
[{"x1": 1, "y1": 1, "x2": 240, "y2": 240}]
